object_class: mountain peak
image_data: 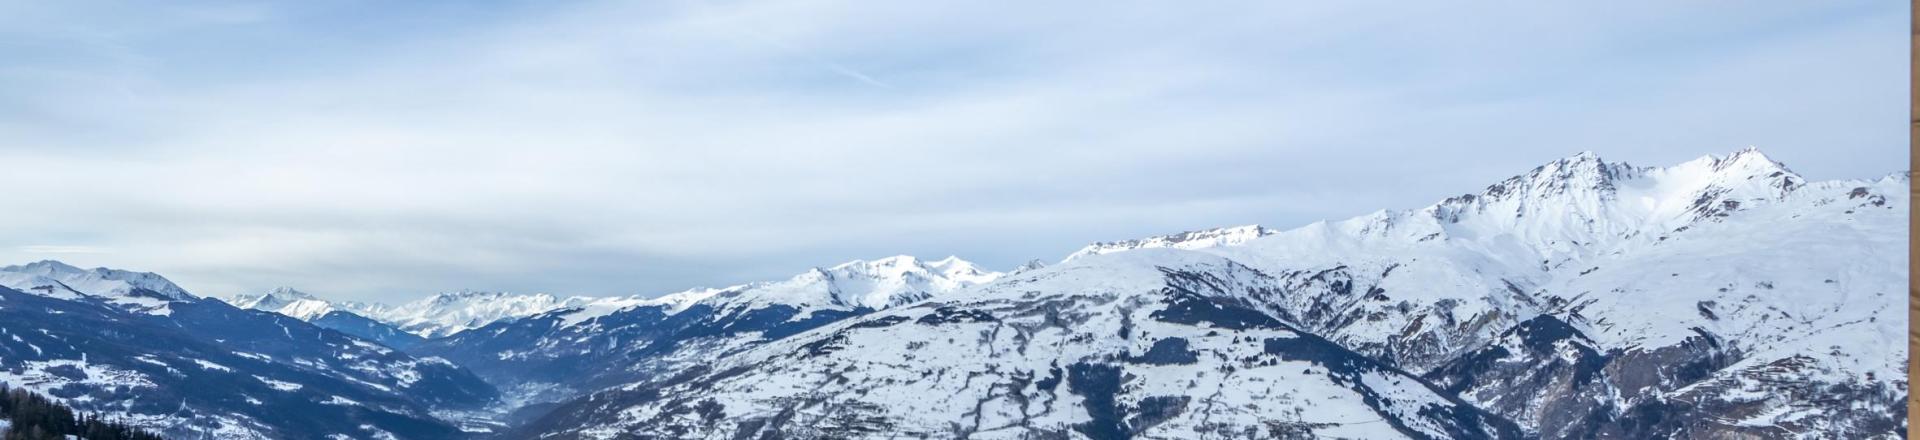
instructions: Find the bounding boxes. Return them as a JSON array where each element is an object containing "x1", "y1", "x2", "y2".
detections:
[
  {"x1": 1478, "y1": 151, "x2": 1638, "y2": 202},
  {"x1": 380, "y1": 290, "x2": 588, "y2": 337},
  {"x1": 826, "y1": 255, "x2": 988, "y2": 277},
  {"x1": 1655, "y1": 147, "x2": 1804, "y2": 206},
  {"x1": 835, "y1": 255, "x2": 920, "y2": 270},
  {"x1": 729, "y1": 255, "x2": 1005, "y2": 311},
  {"x1": 0, "y1": 260, "x2": 194, "y2": 301},
  {"x1": 1708, "y1": 146, "x2": 1794, "y2": 177},
  {"x1": 263, "y1": 286, "x2": 316, "y2": 299},
  {"x1": 1549, "y1": 150, "x2": 1605, "y2": 168},
  {"x1": 1009, "y1": 259, "x2": 1049, "y2": 275},
  {"x1": 15, "y1": 259, "x2": 83, "y2": 273},
  {"x1": 221, "y1": 286, "x2": 391, "y2": 322}
]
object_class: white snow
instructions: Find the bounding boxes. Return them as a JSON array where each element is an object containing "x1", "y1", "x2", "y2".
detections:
[
  {"x1": 384, "y1": 291, "x2": 601, "y2": 337},
  {"x1": 253, "y1": 375, "x2": 304, "y2": 392},
  {"x1": 704, "y1": 254, "x2": 1005, "y2": 316},
  {"x1": 1064, "y1": 224, "x2": 1274, "y2": 262},
  {"x1": 0, "y1": 260, "x2": 194, "y2": 300},
  {"x1": 0, "y1": 360, "x2": 159, "y2": 394},
  {"x1": 224, "y1": 287, "x2": 389, "y2": 321},
  {"x1": 191, "y1": 359, "x2": 232, "y2": 372},
  {"x1": 0, "y1": 262, "x2": 191, "y2": 315},
  {"x1": 0, "y1": 272, "x2": 85, "y2": 300}
]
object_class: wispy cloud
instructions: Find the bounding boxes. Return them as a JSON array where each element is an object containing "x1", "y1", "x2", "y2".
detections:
[
  {"x1": 729, "y1": 22, "x2": 895, "y2": 89},
  {"x1": 17, "y1": 245, "x2": 111, "y2": 255},
  {"x1": 0, "y1": 1, "x2": 1903, "y2": 302}
]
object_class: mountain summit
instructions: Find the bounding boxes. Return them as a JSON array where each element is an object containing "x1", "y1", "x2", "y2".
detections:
[{"x1": 1, "y1": 260, "x2": 194, "y2": 301}]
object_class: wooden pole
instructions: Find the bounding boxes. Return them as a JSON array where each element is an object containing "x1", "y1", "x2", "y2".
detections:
[{"x1": 1908, "y1": 0, "x2": 1917, "y2": 429}]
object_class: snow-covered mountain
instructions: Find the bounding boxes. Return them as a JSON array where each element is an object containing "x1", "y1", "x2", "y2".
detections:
[
  {"x1": 227, "y1": 286, "x2": 391, "y2": 321},
  {"x1": 666, "y1": 254, "x2": 1004, "y2": 313},
  {"x1": 1186, "y1": 148, "x2": 1908, "y2": 437},
  {"x1": 223, "y1": 287, "x2": 624, "y2": 339},
  {"x1": 0, "y1": 263, "x2": 500, "y2": 439},
  {"x1": 412, "y1": 255, "x2": 1005, "y2": 423},
  {"x1": 0, "y1": 260, "x2": 194, "y2": 315},
  {"x1": 229, "y1": 255, "x2": 1004, "y2": 343},
  {"x1": 513, "y1": 148, "x2": 1906, "y2": 439},
  {"x1": 225, "y1": 287, "x2": 438, "y2": 349},
  {"x1": 1063, "y1": 224, "x2": 1275, "y2": 262},
  {"x1": 376, "y1": 291, "x2": 620, "y2": 338}
]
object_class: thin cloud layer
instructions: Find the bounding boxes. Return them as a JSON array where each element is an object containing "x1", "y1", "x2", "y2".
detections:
[{"x1": 0, "y1": 0, "x2": 1905, "y2": 302}]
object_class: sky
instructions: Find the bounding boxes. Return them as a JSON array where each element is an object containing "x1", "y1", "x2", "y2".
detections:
[{"x1": 0, "y1": 1, "x2": 1907, "y2": 303}]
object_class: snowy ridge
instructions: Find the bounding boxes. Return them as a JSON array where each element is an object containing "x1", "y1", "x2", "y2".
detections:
[
  {"x1": 0, "y1": 272, "x2": 86, "y2": 301},
  {"x1": 223, "y1": 287, "x2": 597, "y2": 338},
  {"x1": 410, "y1": 255, "x2": 1006, "y2": 410},
  {"x1": 535, "y1": 254, "x2": 1006, "y2": 329},
  {"x1": 377, "y1": 290, "x2": 602, "y2": 338},
  {"x1": 0, "y1": 260, "x2": 195, "y2": 300},
  {"x1": 227, "y1": 256, "x2": 1005, "y2": 339},
  {"x1": 718, "y1": 254, "x2": 1001, "y2": 312},
  {"x1": 227, "y1": 287, "x2": 391, "y2": 321},
  {"x1": 1336, "y1": 147, "x2": 1805, "y2": 265},
  {"x1": 1063, "y1": 224, "x2": 1273, "y2": 262},
  {"x1": 0, "y1": 260, "x2": 195, "y2": 315}
]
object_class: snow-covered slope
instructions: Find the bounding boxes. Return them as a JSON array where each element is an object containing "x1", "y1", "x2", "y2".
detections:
[
  {"x1": 518, "y1": 148, "x2": 1906, "y2": 439},
  {"x1": 678, "y1": 255, "x2": 1003, "y2": 314},
  {"x1": 0, "y1": 260, "x2": 193, "y2": 300},
  {"x1": 224, "y1": 287, "x2": 432, "y2": 348},
  {"x1": 1064, "y1": 224, "x2": 1274, "y2": 262},
  {"x1": 0, "y1": 260, "x2": 194, "y2": 315},
  {"x1": 227, "y1": 287, "x2": 390, "y2": 321},
  {"x1": 230, "y1": 255, "x2": 1005, "y2": 342},
  {"x1": 524, "y1": 251, "x2": 1520, "y2": 439},
  {"x1": 226, "y1": 287, "x2": 628, "y2": 339},
  {"x1": 0, "y1": 266, "x2": 500, "y2": 439},
  {"x1": 413, "y1": 255, "x2": 1005, "y2": 421},
  {"x1": 375, "y1": 290, "x2": 614, "y2": 338},
  {"x1": 1199, "y1": 148, "x2": 1903, "y2": 437}
]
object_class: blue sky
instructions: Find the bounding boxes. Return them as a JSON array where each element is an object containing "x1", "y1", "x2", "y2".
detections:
[{"x1": 0, "y1": 1, "x2": 1906, "y2": 302}]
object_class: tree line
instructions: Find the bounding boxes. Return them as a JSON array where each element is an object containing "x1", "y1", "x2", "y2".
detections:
[{"x1": 0, "y1": 383, "x2": 165, "y2": 440}]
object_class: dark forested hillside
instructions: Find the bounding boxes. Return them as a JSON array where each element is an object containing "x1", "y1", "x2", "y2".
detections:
[{"x1": 0, "y1": 384, "x2": 165, "y2": 440}]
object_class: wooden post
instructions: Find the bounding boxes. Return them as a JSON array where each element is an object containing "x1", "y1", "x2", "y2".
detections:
[{"x1": 1909, "y1": 0, "x2": 1918, "y2": 428}]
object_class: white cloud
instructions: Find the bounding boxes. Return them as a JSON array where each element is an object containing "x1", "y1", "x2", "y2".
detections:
[
  {"x1": 17, "y1": 245, "x2": 111, "y2": 254},
  {"x1": 0, "y1": 0, "x2": 1904, "y2": 302}
]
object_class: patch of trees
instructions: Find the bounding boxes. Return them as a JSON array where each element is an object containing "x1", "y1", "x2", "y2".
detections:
[{"x1": 0, "y1": 384, "x2": 165, "y2": 440}]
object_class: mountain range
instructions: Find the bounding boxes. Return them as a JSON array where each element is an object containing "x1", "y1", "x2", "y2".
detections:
[{"x1": 0, "y1": 148, "x2": 1904, "y2": 439}]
